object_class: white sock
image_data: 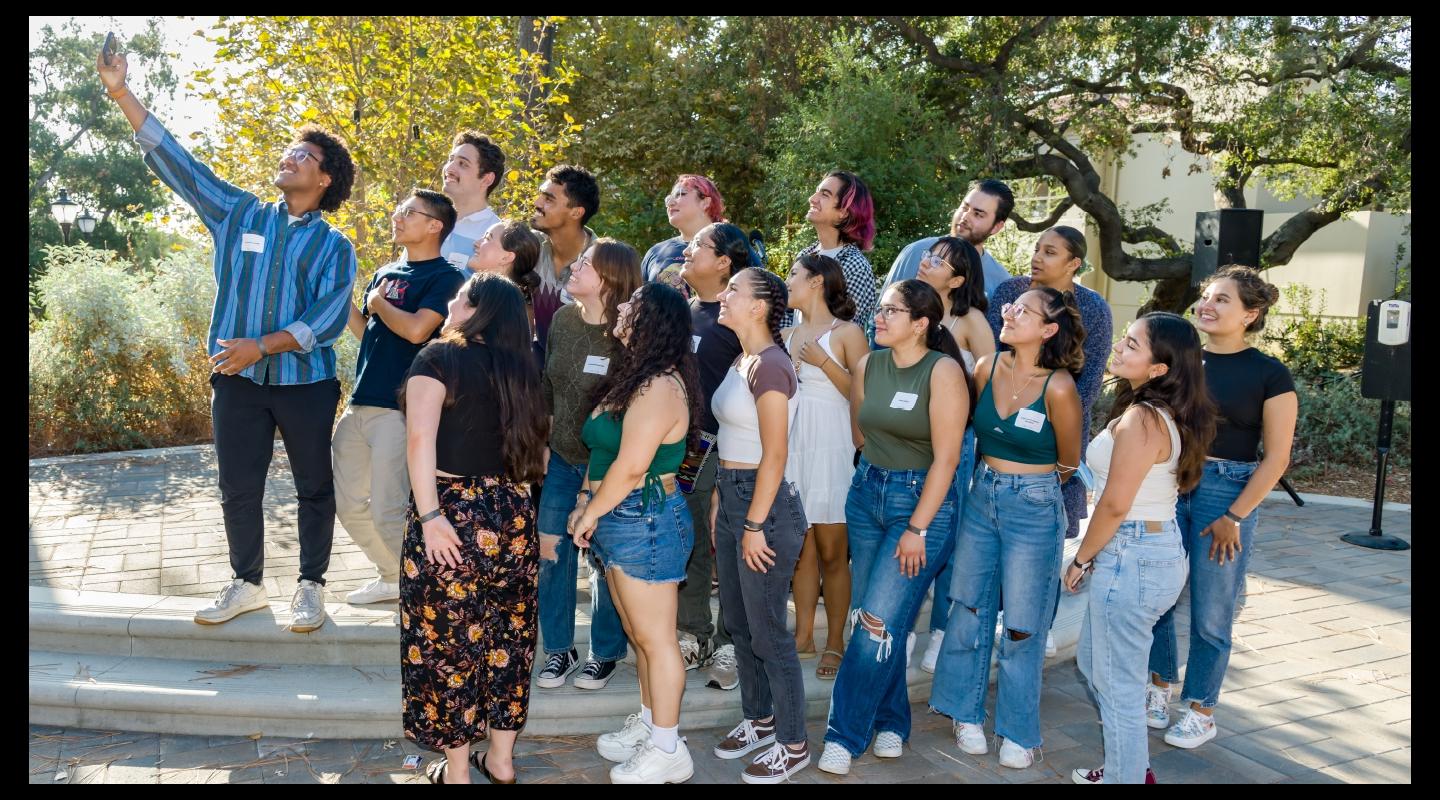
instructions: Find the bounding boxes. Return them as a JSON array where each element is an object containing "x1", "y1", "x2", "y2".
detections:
[
  {"x1": 650, "y1": 723, "x2": 679, "y2": 754},
  {"x1": 641, "y1": 705, "x2": 654, "y2": 729}
]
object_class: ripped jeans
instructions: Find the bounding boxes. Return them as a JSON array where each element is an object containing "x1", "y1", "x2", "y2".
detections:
[
  {"x1": 824, "y1": 457, "x2": 958, "y2": 756},
  {"x1": 929, "y1": 461, "x2": 1065, "y2": 750}
]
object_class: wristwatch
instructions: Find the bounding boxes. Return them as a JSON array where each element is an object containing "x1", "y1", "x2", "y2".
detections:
[
  {"x1": 1072, "y1": 557, "x2": 1092, "y2": 572},
  {"x1": 905, "y1": 523, "x2": 927, "y2": 539},
  {"x1": 743, "y1": 519, "x2": 765, "y2": 532},
  {"x1": 1223, "y1": 510, "x2": 1245, "y2": 524}
]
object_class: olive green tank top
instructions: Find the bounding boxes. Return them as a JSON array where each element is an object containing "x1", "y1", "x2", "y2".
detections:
[{"x1": 857, "y1": 349, "x2": 945, "y2": 470}]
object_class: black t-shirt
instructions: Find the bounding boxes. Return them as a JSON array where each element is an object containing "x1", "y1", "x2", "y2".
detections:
[
  {"x1": 352, "y1": 257, "x2": 466, "y2": 409},
  {"x1": 406, "y1": 339, "x2": 506, "y2": 477},
  {"x1": 1204, "y1": 347, "x2": 1296, "y2": 461},
  {"x1": 690, "y1": 298, "x2": 743, "y2": 434}
]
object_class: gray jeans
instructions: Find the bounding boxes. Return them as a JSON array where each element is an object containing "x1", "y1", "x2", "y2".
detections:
[
  {"x1": 715, "y1": 467, "x2": 809, "y2": 745},
  {"x1": 678, "y1": 453, "x2": 731, "y2": 647}
]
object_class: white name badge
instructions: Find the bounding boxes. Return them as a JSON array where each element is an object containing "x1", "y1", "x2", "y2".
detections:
[
  {"x1": 692, "y1": 335, "x2": 702, "y2": 353},
  {"x1": 1015, "y1": 408, "x2": 1047, "y2": 433},
  {"x1": 890, "y1": 391, "x2": 919, "y2": 411},
  {"x1": 241, "y1": 233, "x2": 266, "y2": 253},
  {"x1": 445, "y1": 251, "x2": 470, "y2": 269},
  {"x1": 583, "y1": 355, "x2": 610, "y2": 375}
]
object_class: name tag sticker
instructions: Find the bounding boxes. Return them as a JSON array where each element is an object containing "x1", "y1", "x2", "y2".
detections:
[
  {"x1": 1015, "y1": 408, "x2": 1047, "y2": 432},
  {"x1": 583, "y1": 355, "x2": 610, "y2": 375},
  {"x1": 890, "y1": 391, "x2": 919, "y2": 411},
  {"x1": 445, "y1": 251, "x2": 470, "y2": 268},
  {"x1": 692, "y1": 335, "x2": 702, "y2": 353},
  {"x1": 241, "y1": 233, "x2": 265, "y2": 253}
]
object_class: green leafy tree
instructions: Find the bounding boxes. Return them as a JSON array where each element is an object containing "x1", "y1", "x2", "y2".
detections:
[
  {"x1": 194, "y1": 16, "x2": 579, "y2": 279},
  {"x1": 29, "y1": 20, "x2": 181, "y2": 304}
]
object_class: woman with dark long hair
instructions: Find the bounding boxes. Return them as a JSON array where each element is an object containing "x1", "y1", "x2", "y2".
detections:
[
  {"x1": 535, "y1": 239, "x2": 643, "y2": 692},
  {"x1": 569, "y1": 282, "x2": 703, "y2": 784},
  {"x1": 818, "y1": 280, "x2": 970, "y2": 775},
  {"x1": 782, "y1": 254, "x2": 869, "y2": 680},
  {"x1": 1063, "y1": 312, "x2": 1216, "y2": 784},
  {"x1": 399, "y1": 272, "x2": 550, "y2": 784},
  {"x1": 1146, "y1": 266, "x2": 1297, "y2": 751},
  {"x1": 931, "y1": 285, "x2": 1085, "y2": 771}
]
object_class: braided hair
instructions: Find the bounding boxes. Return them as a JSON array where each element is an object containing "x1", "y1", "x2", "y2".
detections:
[{"x1": 742, "y1": 267, "x2": 790, "y2": 355}]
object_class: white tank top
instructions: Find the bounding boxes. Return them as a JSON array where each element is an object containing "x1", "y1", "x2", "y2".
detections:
[{"x1": 1087, "y1": 403, "x2": 1183, "y2": 521}]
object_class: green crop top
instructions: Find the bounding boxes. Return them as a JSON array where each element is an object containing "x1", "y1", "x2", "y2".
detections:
[
  {"x1": 581, "y1": 409, "x2": 687, "y2": 503},
  {"x1": 973, "y1": 355, "x2": 1059, "y2": 464}
]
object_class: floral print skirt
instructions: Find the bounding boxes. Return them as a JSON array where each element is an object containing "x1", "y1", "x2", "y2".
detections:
[{"x1": 400, "y1": 475, "x2": 538, "y2": 751}]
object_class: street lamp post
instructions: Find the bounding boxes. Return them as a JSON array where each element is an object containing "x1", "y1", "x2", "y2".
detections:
[
  {"x1": 50, "y1": 189, "x2": 80, "y2": 244},
  {"x1": 76, "y1": 209, "x2": 98, "y2": 236}
]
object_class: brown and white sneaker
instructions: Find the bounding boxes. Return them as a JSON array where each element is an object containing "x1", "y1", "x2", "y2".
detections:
[
  {"x1": 742, "y1": 742, "x2": 811, "y2": 784},
  {"x1": 714, "y1": 718, "x2": 776, "y2": 760}
]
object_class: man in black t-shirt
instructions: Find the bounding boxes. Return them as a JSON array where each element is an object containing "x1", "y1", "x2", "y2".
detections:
[{"x1": 334, "y1": 189, "x2": 466, "y2": 605}]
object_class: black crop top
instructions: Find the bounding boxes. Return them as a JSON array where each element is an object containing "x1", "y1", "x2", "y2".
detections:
[
  {"x1": 1203, "y1": 348, "x2": 1296, "y2": 462},
  {"x1": 406, "y1": 340, "x2": 506, "y2": 477}
]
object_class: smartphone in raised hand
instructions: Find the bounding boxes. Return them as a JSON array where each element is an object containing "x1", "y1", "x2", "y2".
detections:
[{"x1": 102, "y1": 32, "x2": 117, "y2": 66}]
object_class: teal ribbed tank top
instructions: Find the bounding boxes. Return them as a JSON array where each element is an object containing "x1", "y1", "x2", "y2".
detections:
[{"x1": 973, "y1": 355, "x2": 1059, "y2": 464}]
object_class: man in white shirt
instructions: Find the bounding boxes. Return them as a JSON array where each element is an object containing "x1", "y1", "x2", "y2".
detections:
[
  {"x1": 440, "y1": 130, "x2": 505, "y2": 271},
  {"x1": 880, "y1": 178, "x2": 1016, "y2": 299}
]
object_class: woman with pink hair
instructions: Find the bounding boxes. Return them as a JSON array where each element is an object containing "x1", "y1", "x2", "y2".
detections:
[
  {"x1": 797, "y1": 171, "x2": 878, "y2": 329},
  {"x1": 643, "y1": 174, "x2": 727, "y2": 296}
]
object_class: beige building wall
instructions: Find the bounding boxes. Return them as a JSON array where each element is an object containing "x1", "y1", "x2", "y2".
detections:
[{"x1": 1082, "y1": 134, "x2": 1409, "y2": 327}]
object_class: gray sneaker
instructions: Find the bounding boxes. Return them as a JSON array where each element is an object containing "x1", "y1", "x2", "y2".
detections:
[
  {"x1": 678, "y1": 632, "x2": 713, "y2": 671},
  {"x1": 194, "y1": 578, "x2": 269, "y2": 625},
  {"x1": 288, "y1": 579, "x2": 327, "y2": 633},
  {"x1": 705, "y1": 643, "x2": 739, "y2": 690}
]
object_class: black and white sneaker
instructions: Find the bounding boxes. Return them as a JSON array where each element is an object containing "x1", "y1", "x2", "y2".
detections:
[
  {"x1": 573, "y1": 658, "x2": 618, "y2": 690},
  {"x1": 536, "y1": 648, "x2": 580, "y2": 688}
]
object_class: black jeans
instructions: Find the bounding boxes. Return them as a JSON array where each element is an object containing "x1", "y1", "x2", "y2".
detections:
[
  {"x1": 715, "y1": 467, "x2": 809, "y2": 745},
  {"x1": 210, "y1": 373, "x2": 341, "y2": 585},
  {"x1": 678, "y1": 454, "x2": 732, "y2": 648}
]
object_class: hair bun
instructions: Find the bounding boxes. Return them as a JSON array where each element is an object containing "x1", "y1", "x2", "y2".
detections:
[{"x1": 748, "y1": 229, "x2": 766, "y2": 265}]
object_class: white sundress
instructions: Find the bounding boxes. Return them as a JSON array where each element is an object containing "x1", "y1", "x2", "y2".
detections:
[{"x1": 783, "y1": 323, "x2": 854, "y2": 525}]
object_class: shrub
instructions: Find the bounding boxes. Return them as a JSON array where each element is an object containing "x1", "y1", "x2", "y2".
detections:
[
  {"x1": 1290, "y1": 373, "x2": 1409, "y2": 480},
  {"x1": 1263, "y1": 284, "x2": 1365, "y2": 381},
  {"x1": 29, "y1": 244, "x2": 215, "y2": 456}
]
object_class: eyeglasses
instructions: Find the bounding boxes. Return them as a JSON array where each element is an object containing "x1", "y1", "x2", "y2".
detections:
[
  {"x1": 282, "y1": 146, "x2": 319, "y2": 166},
  {"x1": 394, "y1": 205, "x2": 442, "y2": 221},
  {"x1": 666, "y1": 189, "x2": 691, "y2": 202},
  {"x1": 874, "y1": 304, "x2": 912, "y2": 320},
  {"x1": 687, "y1": 240, "x2": 718, "y2": 254},
  {"x1": 921, "y1": 250, "x2": 954, "y2": 271},
  {"x1": 1000, "y1": 302, "x2": 1046, "y2": 322}
]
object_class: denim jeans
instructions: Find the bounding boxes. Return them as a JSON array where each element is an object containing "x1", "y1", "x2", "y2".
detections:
[
  {"x1": 677, "y1": 452, "x2": 731, "y2": 647},
  {"x1": 715, "y1": 468, "x2": 809, "y2": 745},
  {"x1": 825, "y1": 457, "x2": 958, "y2": 756},
  {"x1": 926, "y1": 429, "x2": 976, "y2": 633},
  {"x1": 930, "y1": 461, "x2": 1066, "y2": 749},
  {"x1": 1149, "y1": 459, "x2": 1260, "y2": 708},
  {"x1": 1078, "y1": 520, "x2": 1187, "y2": 783},
  {"x1": 535, "y1": 451, "x2": 627, "y2": 662}
]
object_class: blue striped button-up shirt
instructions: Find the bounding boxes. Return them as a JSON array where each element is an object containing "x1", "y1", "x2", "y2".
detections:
[{"x1": 138, "y1": 115, "x2": 357, "y2": 386}]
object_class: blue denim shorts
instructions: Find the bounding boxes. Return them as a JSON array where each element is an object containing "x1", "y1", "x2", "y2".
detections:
[{"x1": 589, "y1": 487, "x2": 694, "y2": 584}]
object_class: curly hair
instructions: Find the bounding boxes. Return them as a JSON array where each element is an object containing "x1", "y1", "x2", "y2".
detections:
[
  {"x1": 588, "y1": 283, "x2": 703, "y2": 449},
  {"x1": 297, "y1": 125, "x2": 355, "y2": 213},
  {"x1": 1106, "y1": 312, "x2": 1217, "y2": 493},
  {"x1": 741, "y1": 268, "x2": 790, "y2": 354},
  {"x1": 824, "y1": 170, "x2": 875, "y2": 251},
  {"x1": 1201, "y1": 264, "x2": 1281, "y2": 333},
  {"x1": 397, "y1": 273, "x2": 549, "y2": 482},
  {"x1": 929, "y1": 236, "x2": 987, "y2": 315},
  {"x1": 546, "y1": 164, "x2": 600, "y2": 226},
  {"x1": 1028, "y1": 286, "x2": 1087, "y2": 377},
  {"x1": 794, "y1": 253, "x2": 856, "y2": 321},
  {"x1": 452, "y1": 130, "x2": 507, "y2": 196}
]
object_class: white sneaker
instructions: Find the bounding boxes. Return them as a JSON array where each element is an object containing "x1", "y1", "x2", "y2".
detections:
[
  {"x1": 1164, "y1": 709, "x2": 1217, "y2": 749},
  {"x1": 954, "y1": 721, "x2": 988, "y2": 755},
  {"x1": 873, "y1": 731, "x2": 903, "y2": 758},
  {"x1": 1045, "y1": 630, "x2": 1057, "y2": 658},
  {"x1": 609, "y1": 738, "x2": 694, "y2": 784},
  {"x1": 817, "y1": 741, "x2": 851, "y2": 775},
  {"x1": 921, "y1": 630, "x2": 946, "y2": 673},
  {"x1": 1145, "y1": 683, "x2": 1172, "y2": 729},
  {"x1": 998, "y1": 737, "x2": 1035, "y2": 769},
  {"x1": 346, "y1": 577, "x2": 399, "y2": 605},
  {"x1": 598, "y1": 713, "x2": 651, "y2": 762},
  {"x1": 287, "y1": 579, "x2": 327, "y2": 633},
  {"x1": 905, "y1": 631, "x2": 916, "y2": 666},
  {"x1": 194, "y1": 578, "x2": 268, "y2": 625}
]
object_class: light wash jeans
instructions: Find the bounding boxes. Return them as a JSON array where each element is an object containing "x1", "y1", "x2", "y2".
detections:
[
  {"x1": 929, "y1": 461, "x2": 1066, "y2": 749},
  {"x1": 824, "y1": 457, "x2": 958, "y2": 756},
  {"x1": 1077, "y1": 520, "x2": 1187, "y2": 783},
  {"x1": 1148, "y1": 459, "x2": 1260, "y2": 707},
  {"x1": 535, "y1": 451, "x2": 627, "y2": 662}
]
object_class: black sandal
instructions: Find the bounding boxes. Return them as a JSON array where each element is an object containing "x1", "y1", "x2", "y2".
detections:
[
  {"x1": 424, "y1": 758, "x2": 448, "y2": 784},
  {"x1": 470, "y1": 750, "x2": 518, "y2": 784}
]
